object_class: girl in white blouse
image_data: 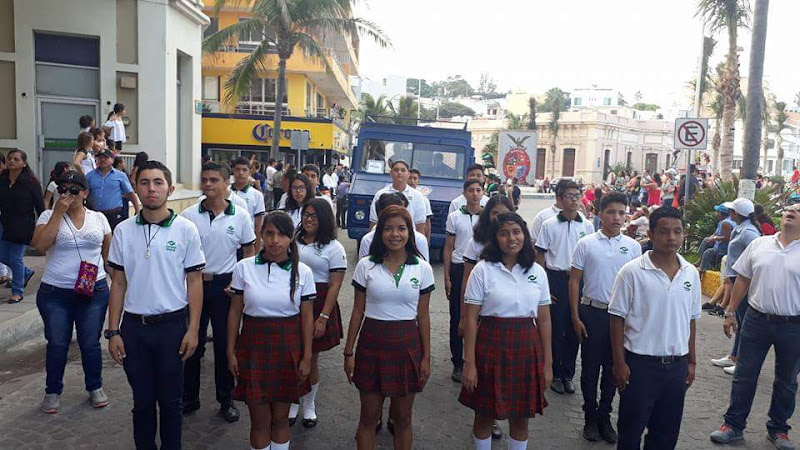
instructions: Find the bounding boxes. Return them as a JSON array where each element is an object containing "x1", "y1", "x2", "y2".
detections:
[{"x1": 282, "y1": 173, "x2": 313, "y2": 228}]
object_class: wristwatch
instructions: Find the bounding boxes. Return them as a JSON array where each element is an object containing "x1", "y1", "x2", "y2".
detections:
[
  {"x1": 723, "y1": 311, "x2": 735, "y2": 318},
  {"x1": 104, "y1": 329, "x2": 121, "y2": 339}
]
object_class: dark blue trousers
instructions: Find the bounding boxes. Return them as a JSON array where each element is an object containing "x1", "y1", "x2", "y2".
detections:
[
  {"x1": 183, "y1": 275, "x2": 234, "y2": 405},
  {"x1": 122, "y1": 311, "x2": 188, "y2": 450},
  {"x1": 617, "y1": 352, "x2": 688, "y2": 450},
  {"x1": 723, "y1": 309, "x2": 800, "y2": 434},
  {"x1": 448, "y1": 263, "x2": 464, "y2": 369},
  {"x1": 547, "y1": 269, "x2": 579, "y2": 380},
  {"x1": 579, "y1": 304, "x2": 615, "y2": 421}
]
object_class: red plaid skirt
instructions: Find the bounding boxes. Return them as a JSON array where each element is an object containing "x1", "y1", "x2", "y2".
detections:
[
  {"x1": 232, "y1": 314, "x2": 311, "y2": 405},
  {"x1": 459, "y1": 317, "x2": 548, "y2": 419},
  {"x1": 312, "y1": 283, "x2": 343, "y2": 353},
  {"x1": 353, "y1": 318, "x2": 424, "y2": 397}
]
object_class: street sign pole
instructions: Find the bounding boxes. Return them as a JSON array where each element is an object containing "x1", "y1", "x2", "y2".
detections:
[{"x1": 674, "y1": 118, "x2": 709, "y2": 218}]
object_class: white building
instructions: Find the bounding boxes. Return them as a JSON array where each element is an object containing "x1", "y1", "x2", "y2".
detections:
[
  {"x1": 570, "y1": 87, "x2": 620, "y2": 110},
  {"x1": 728, "y1": 115, "x2": 800, "y2": 177},
  {"x1": 360, "y1": 74, "x2": 408, "y2": 107},
  {"x1": 0, "y1": 0, "x2": 209, "y2": 188}
]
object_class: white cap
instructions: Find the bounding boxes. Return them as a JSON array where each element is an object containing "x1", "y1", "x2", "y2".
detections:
[
  {"x1": 666, "y1": 168, "x2": 678, "y2": 175},
  {"x1": 731, "y1": 198, "x2": 755, "y2": 216}
]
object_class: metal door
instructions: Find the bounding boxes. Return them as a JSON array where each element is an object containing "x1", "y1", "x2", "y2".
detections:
[{"x1": 37, "y1": 97, "x2": 98, "y2": 183}]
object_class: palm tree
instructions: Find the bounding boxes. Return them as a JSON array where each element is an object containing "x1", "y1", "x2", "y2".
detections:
[
  {"x1": 709, "y1": 62, "x2": 725, "y2": 175},
  {"x1": 696, "y1": 0, "x2": 751, "y2": 181},
  {"x1": 761, "y1": 90, "x2": 773, "y2": 173},
  {"x1": 505, "y1": 112, "x2": 527, "y2": 130},
  {"x1": 394, "y1": 96, "x2": 419, "y2": 126},
  {"x1": 527, "y1": 97, "x2": 537, "y2": 130},
  {"x1": 544, "y1": 87, "x2": 567, "y2": 178},
  {"x1": 360, "y1": 93, "x2": 394, "y2": 123},
  {"x1": 774, "y1": 101, "x2": 788, "y2": 177},
  {"x1": 205, "y1": 0, "x2": 390, "y2": 160}
]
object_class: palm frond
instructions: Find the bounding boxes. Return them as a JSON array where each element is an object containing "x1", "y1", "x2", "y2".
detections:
[
  {"x1": 222, "y1": 39, "x2": 276, "y2": 107},
  {"x1": 203, "y1": 17, "x2": 268, "y2": 54},
  {"x1": 293, "y1": 31, "x2": 332, "y2": 72},
  {"x1": 299, "y1": 17, "x2": 391, "y2": 48}
]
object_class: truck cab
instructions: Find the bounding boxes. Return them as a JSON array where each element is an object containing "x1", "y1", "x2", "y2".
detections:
[{"x1": 347, "y1": 122, "x2": 474, "y2": 255}]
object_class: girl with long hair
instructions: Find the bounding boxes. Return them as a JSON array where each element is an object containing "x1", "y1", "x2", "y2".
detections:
[
  {"x1": 73, "y1": 132, "x2": 96, "y2": 175},
  {"x1": 282, "y1": 173, "x2": 313, "y2": 227},
  {"x1": 104, "y1": 103, "x2": 127, "y2": 151},
  {"x1": 44, "y1": 162, "x2": 73, "y2": 209},
  {"x1": 130, "y1": 151, "x2": 149, "y2": 186}
]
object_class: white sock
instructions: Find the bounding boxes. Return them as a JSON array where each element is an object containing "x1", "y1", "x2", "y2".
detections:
[
  {"x1": 508, "y1": 437, "x2": 528, "y2": 450},
  {"x1": 288, "y1": 403, "x2": 299, "y2": 419},
  {"x1": 270, "y1": 441, "x2": 289, "y2": 450},
  {"x1": 303, "y1": 383, "x2": 319, "y2": 420},
  {"x1": 474, "y1": 435, "x2": 491, "y2": 450}
]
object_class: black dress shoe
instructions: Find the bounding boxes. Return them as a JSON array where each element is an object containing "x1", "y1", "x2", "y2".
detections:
[
  {"x1": 491, "y1": 421, "x2": 503, "y2": 439},
  {"x1": 302, "y1": 417, "x2": 318, "y2": 428},
  {"x1": 583, "y1": 419, "x2": 601, "y2": 441},
  {"x1": 563, "y1": 379, "x2": 576, "y2": 394},
  {"x1": 183, "y1": 399, "x2": 200, "y2": 416},
  {"x1": 219, "y1": 403, "x2": 240, "y2": 422},
  {"x1": 451, "y1": 366, "x2": 463, "y2": 383},
  {"x1": 550, "y1": 379, "x2": 565, "y2": 394},
  {"x1": 387, "y1": 417, "x2": 394, "y2": 435},
  {"x1": 598, "y1": 416, "x2": 618, "y2": 443}
]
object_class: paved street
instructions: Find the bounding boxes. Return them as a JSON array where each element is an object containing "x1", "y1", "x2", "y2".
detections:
[{"x1": 0, "y1": 198, "x2": 790, "y2": 449}]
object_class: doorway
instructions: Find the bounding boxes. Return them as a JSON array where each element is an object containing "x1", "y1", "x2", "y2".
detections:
[
  {"x1": 562, "y1": 148, "x2": 576, "y2": 177},
  {"x1": 37, "y1": 98, "x2": 98, "y2": 183},
  {"x1": 535, "y1": 148, "x2": 546, "y2": 179},
  {"x1": 603, "y1": 148, "x2": 611, "y2": 180}
]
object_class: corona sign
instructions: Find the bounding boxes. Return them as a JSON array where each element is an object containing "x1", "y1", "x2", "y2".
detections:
[{"x1": 252, "y1": 124, "x2": 294, "y2": 142}]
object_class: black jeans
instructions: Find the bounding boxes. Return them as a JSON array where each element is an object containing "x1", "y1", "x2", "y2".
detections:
[
  {"x1": 617, "y1": 352, "x2": 688, "y2": 450},
  {"x1": 121, "y1": 310, "x2": 188, "y2": 450},
  {"x1": 547, "y1": 269, "x2": 579, "y2": 380},
  {"x1": 336, "y1": 199, "x2": 348, "y2": 228},
  {"x1": 183, "y1": 275, "x2": 234, "y2": 406},
  {"x1": 448, "y1": 263, "x2": 464, "y2": 369},
  {"x1": 579, "y1": 304, "x2": 615, "y2": 421}
]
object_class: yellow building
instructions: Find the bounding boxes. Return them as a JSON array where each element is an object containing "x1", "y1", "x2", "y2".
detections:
[{"x1": 200, "y1": 0, "x2": 359, "y2": 166}]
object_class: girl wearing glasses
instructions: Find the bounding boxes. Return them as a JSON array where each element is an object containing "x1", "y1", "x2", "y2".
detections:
[
  {"x1": 283, "y1": 173, "x2": 313, "y2": 228},
  {"x1": 289, "y1": 198, "x2": 347, "y2": 427},
  {"x1": 30, "y1": 170, "x2": 112, "y2": 413}
]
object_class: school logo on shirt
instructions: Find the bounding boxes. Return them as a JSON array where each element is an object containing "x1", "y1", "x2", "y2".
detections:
[
  {"x1": 683, "y1": 281, "x2": 692, "y2": 292},
  {"x1": 226, "y1": 225, "x2": 235, "y2": 235},
  {"x1": 620, "y1": 246, "x2": 629, "y2": 255},
  {"x1": 165, "y1": 240, "x2": 177, "y2": 252},
  {"x1": 527, "y1": 274, "x2": 538, "y2": 284},
  {"x1": 410, "y1": 277, "x2": 420, "y2": 289},
  {"x1": 579, "y1": 231, "x2": 587, "y2": 238}
]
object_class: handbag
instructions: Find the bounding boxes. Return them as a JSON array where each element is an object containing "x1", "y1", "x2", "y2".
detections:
[{"x1": 64, "y1": 215, "x2": 100, "y2": 297}]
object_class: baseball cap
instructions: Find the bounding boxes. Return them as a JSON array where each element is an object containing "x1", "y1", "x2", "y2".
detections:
[
  {"x1": 714, "y1": 202, "x2": 733, "y2": 213},
  {"x1": 731, "y1": 198, "x2": 754, "y2": 216},
  {"x1": 57, "y1": 170, "x2": 88, "y2": 189},
  {"x1": 666, "y1": 168, "x2": 677, "y2": 175},
  {"x1": 95, "y1": 150, "x2": 113, "y2": 159}
]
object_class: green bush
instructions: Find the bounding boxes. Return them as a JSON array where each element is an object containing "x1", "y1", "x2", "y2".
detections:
[{"x1": 684, "y1": 177, "x2": 788, "y2": 251}]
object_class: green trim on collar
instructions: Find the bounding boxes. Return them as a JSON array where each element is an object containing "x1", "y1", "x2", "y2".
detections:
[
  {"x1": 232, "y1": 183, "x2": 250, "y2": 193},
  {"x1": 368, "y1": 254, "x2": 420, "y2": 265},
  {"x1": 254, "y1": 251, "x2": 291, "y2": 270},
  {"x1": 459, "y1": 205, "x2": 482, "y2": 215},
  {"x1": 198, "y1": 200, "x2": 236, "y2": 215},
  {"x1": 557, "y1": 211, "x2": 583, "y2": 223},
  {"x1": 136, "y1": 210, "x2": 177, "y2": 227},
  {"x1": 392, "y1": 264, "x2": 406, "y2": 287}
]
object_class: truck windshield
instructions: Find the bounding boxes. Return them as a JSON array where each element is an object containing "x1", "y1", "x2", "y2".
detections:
[{"x1": 359, "y1": 139, "x2": 466, "y2": 180}]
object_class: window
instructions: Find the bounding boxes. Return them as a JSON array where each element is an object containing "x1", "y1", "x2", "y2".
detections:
[
  {"x1": 306, "y1": 82, "x2": 312, "y2": 112},
  {"x1": 238, "y1": 18, "x2": 264, "y2": 44},
  {"x1": 241, "y1": 78, "x2": 283, "y2": 103},
  {"x1": 604, "y1": 97, "x2": 612, "y2": 106},
  {"x1": 202, "y1": 76, "x2": 219, "y2": 101},
  {"x1": 316, "y1": 93, "x2": 324, "y2": 110},
  {"x1": 645, "y1": 153, "x2": 658, "y2": 174},
  {"x1": 573, "y1": 97, "x2": 582, "y2": 106},
  {"x1": 359, "y1": 139, "x2": 466, "y2": 180},
  {"x1": 626, "y1": 151, "x2": 632, "y2": 170}
]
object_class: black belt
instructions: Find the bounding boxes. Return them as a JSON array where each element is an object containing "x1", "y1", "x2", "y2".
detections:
[
  {"x1": 202, "y1": 272, "x2": 232, "y2": 282},
  {"x1": 750, "y1": 309, "x2": 800, "y2": 324},
  {"x1": 125, "y1": 307, "x2": 187, "y2": 325},
  {"x1": 626, "y1": 350, "x2": 687, "y2": 365}
]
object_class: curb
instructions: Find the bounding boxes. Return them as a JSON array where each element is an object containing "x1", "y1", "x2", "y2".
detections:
[{"x1": 0, "y1": 307, "x2": 44, "y2": 354}]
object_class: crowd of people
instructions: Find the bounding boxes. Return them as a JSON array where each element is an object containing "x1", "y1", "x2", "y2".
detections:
[{"x1": 0, "y1": 117, "x2": 799, "y2": 450}]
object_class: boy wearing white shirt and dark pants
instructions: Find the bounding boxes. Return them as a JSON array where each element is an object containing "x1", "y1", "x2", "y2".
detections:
[
  {"x1": 106, "y1": 161, "x2": 206, "y2": 449},
  {"x1": 368, "y1": 160, "x2": 428, "y2": 234},
  {"x1": 536, "y1": 181, "x2": 595, "y2": 395},
  {"x1": 609, "y1": 207, "x2": 700, "y2": 450},
  {"x1": 570, "y1": 192, "x2": 641, "y2": 443}
]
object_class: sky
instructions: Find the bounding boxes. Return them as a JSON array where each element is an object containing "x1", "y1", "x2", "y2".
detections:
[{"x1": 355, "y1": 0, "x2": 799, "y2": 109}]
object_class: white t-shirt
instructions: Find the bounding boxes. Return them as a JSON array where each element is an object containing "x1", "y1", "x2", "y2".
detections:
[
  {"x1": 536, "y1": 213, "x2": 596, "y2": 271},
  {"x1": 298, "y1": 238, "x2": 347, "y2": 284},
  {"x1": 732, "y1": 234, "x2": 800, "y2": 316},
  {"x1": 358, "y1": 229, "x2": 430, "y2": 261},
  {"x1": 108, "y1": 211, "x2": 206, "y2": 315},
  {"x1": 322, "y1": 173, "x2": 338, "y2": 190},
  {"x1": 571, "y1": 231, "x2": 642, "y2": 303},
  {"x1": 608, "y1": 252, "x2": 702, "y2": 357},
  {"x1": 462, "y1": 238, "x2": 485, "y2": 264},
  {"x1": 277, "y1": 192, "x2": 289, "y2": 209},
  {"x1": 351, "y1": 255, "x2": 435, "y2": 321},
  {"x1": 265, "y1": 166, "x2": 277, "y2": 190},
  {"x1": 368, "y1": 184, "x2": 428, "y2": 225},
  {"x1": 37, "y1": 209, "x2": 111, "y2": 289},
  {"x1": 231, "y1": 256, "x2": 317, "y2": 318},
  {"x1": 445, "y1": 207, "x2": 480, "y2": 264},
  {"x1": 420, "y1": 194, "x2": 433, "y2": 219},
  {"x1": 104, "y1": 118, "x2": 126, "y2": 143},
  {"x1": 78, "y1": 151, "x2": 96, "y2": 175},
  {"x1": 449, "y1": 194, "x2": 489, "y2": 215},
  {"x1": 181, "y1": 200, "x2": 256, "y2": 275},
  {"x1": 529, "y1": 205, "x2": 561, "y2": 243},
  {"x1": 46, "y1": 181, "x2": 60, "y2": 208},
  {"x1": 629, "y1": 216, "x2": 649, "y2": 238},
  {"x1": 232, "y1": 184, "x2": 266, "y2": 228},
  {"x1": 465, "y1": 260, "x2": 551, "y2": 318}
]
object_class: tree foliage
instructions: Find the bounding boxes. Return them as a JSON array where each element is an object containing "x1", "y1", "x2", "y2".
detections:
[
  {"x1": 438, "y1": 101, "x2": 475, "y2": 118},
  {"x1": 632, "y1": 102, "x2": 660, "y2": 111}
]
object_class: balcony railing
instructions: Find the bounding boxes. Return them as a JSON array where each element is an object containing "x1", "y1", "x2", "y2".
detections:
[{"x1": 200, "y1": 100, "x2": 291, "y2": 117}]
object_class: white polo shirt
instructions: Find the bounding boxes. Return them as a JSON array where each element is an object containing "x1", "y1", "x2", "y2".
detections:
[
  {"x1": 536, "y1": 213, "x2": 595, "y2": 271},
  {"x1": 571, "y1": 231, "x2": 642, "y2": 303},
  {"x1": 298, "y1": 238, "x2": 347, "y2": 284},
  {"x1": 462, "y1": 238, "x2": 485, "y2": 265},
  {"x1": 200, "y1": 192, "x2": 248, "y2": 210},
  {"x1": 351, "y1": 255, "x2": 435, "y2": 321},
  {"x1": 108, "y1": 211, "x2": 206, "y2": 315},
  {"x1": 529, "y1": 204, "x2": 561, "y2": 243},
  {"x1": 230, "y1": 255, "x2": 317, "y2": 318},
  {"x1": 421, "y1": 193, "x2": 433, "y2": 219},
  {"x1": 368, "y1": 184, "x2": 428, "y2": 225},
  {"x1": 732, "y1": 234, "x2": 800, "y2": 316},
  {"x1": 232, "y1": 184, "x2": 266, "y2": 228},
  {"x1": 465, "y1": 260, "x2": 551, "y2": 318},
  {"x1": 445, "y1": 206, "x2": 480, "y2": 264},
  {"x1": 608, "y1": 252, "x2": 702, "y2": 357},
  {"x1": 181, "y1": 200, "x2": 256, "y2": 275},
  {"x1": 359, "y1": 229, "x2": 430, "y2": 261},
  {"x1": 285, "y1": 208, "x2": 302, "y2": 228},
  {"x1": 448, "y1": 194, "x2": 489, "y2": 215}
]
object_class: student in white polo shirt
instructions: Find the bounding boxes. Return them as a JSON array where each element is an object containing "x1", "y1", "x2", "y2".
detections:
[
  {"x1": 535, "y1": 180, "x2": 594, "y2": 395},
  {"x1": 408, "y1": 168, "x2": 433, "y2": 241},
  {"x1": 282, "y1": 173, "x2": 313, "y2": 228},
  {"x1": 227, "y1": 211, "x2": 316, "y2": 450},
  {"x1": 709, "y1": 202, "x2": 800, "y2": 448},
  {"x1": 569, "y1": 192, "x2": 641, "y2": 444},
  {"x1": 180, "y1": 162, "x2": 256, "y2": 423},
  {"x1": 529, "y1": 178, "x2": 572, "y2": 244},
  {"x1": 231, "y1": 157, "x2": 266, "y2": 251},
  {"x1": 105, "y1": 161, "x2": 206, "y2": 449},
  {"x1": 448, "y1": 164, "x2": 489, "y2": 215},
  {"x1": 444, "y1": 178, "x2": 483, "y2": 383},
  {"x1": 608, "y1": 206, "x2": 700, "y2": 450},
  {"x1": 368, "y1": 160, "x2": 428, "y2": 234},
  {"x1": 301, "y1": 164, "x2": 335, "y2": 208},
  {"x1": 359, "y1": 192, "x2": 429, "y2": 261},
  {"x1": 344, "y1": 205, "x2": 434, "y2": 449},
  {"x1": 459, "y1": 212, "x2": 552, "y2": 450}
]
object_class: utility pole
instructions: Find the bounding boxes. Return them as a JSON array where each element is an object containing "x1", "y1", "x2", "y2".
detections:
[{"x1": 684, "y1": 33, "x2": 711, "y2": 219}]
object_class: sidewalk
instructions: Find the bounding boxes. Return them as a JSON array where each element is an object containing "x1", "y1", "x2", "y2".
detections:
[{"x1": 0, "y1": 255, "x2": 48, "y2": 353}]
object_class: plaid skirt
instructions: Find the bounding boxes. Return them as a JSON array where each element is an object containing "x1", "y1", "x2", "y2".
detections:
[
  {"x1": 312, "y1": 283, "x2": 343, "y2": 353},
  {"x1": 458, "y1": 317, "x2": 548, "y2": 419},
  {"x1": 353, "y1": 318, "x2": 424, "y2": 397},
  {"x1": 232, "y1": 314, "x2": 311, "y2": 405}
]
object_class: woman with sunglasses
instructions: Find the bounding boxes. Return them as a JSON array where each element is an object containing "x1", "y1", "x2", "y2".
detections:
[
  {"x1": 289, "y1": 198, "x2": 347, "y2": 427},
  {"x1": 30, "y1": 170, "x2": 112, "y2": 414},
  {"x1": 282, "y1": 173, "x2": 314, "y2": 228}
]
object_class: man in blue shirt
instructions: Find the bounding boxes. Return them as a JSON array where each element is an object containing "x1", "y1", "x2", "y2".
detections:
[{"x1": 87, "y1": 150, "x2": 140, "y2": 230}]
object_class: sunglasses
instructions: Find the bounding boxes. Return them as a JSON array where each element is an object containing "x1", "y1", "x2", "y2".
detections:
[{"x1": 57, "y1": 186, "x2": 84, "y2": 195}]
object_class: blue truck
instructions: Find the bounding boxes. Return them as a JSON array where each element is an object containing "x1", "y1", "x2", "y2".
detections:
[{"x1": 346, "y1": 121, "x2": 474, "y2": 256}]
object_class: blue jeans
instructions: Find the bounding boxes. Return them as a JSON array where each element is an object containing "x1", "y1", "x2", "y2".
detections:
[
  {"x1": 36, "y1": 279, "x2": 109, "y2": 395},
  {"x1": 0, "y1": 238, "x2": 32, "y2": 296},
  {"x1": 723, "y1": 309, "x2": 800, "y2": 434},
  {"x1": 730, "y1": 277, "x2": 749, "y2": 358}
]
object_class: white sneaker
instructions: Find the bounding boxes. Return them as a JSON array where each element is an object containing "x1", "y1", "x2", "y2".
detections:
[
  {"x1": 711, "y1": 356, "x2": 736, "y2": 368},
  {"x1": 90, "y1": 388, "x2": 109, "y2": 408},
  {"x1": 724, "y1": 365, "x2": 736, "y2": 375}
]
